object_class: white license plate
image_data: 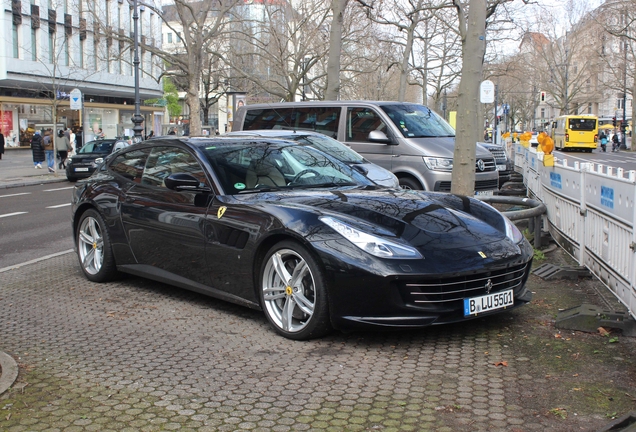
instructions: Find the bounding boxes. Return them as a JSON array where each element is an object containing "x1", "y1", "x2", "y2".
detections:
[
  {"x1": 74, "y1": 167, "x2": 89, "y2": 172},
  {"x1": 464, "y1": 289, "x2": 514, "y2": 316},
  {"x1": 475, "y1": 190, "x2": 494, "y2": 196},
  {"x1": 496, "y1": 164, "x2": 507, "y2": 171}
]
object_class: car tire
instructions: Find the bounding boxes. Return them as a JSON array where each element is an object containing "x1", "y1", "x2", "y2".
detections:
[
  {"x1": 399, "y1": 177, "x2": 422, "y2": 190},
  {"x1": 259, "y1": 240, "x2": 332, "y2": 340},
  {"x1": 67, "y1": 176, "x2": 77, "y2": 182},
  {"x1": 76, "y1": 208, "x2": 120, "y2": 283}
]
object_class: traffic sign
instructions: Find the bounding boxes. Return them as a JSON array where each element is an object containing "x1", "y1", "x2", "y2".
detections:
[
  {"x1": 70, "y1": 88, "x2": 82, "y2": 110},
  {"x1": 480, "y1": 80, "x2": 495, "y2": 103}
]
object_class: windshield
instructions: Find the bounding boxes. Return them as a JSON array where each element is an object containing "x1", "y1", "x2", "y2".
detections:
[
  {"x1": 201, "y1": 142, "x2": 371, "y2": 194},
  {"x1": 568, "y1": 118, "x2": 596, "y2": 131},
  {"x1": 79, "y1": 140, "x2": 114, "y2": 154},
  {"x1": 279, "y1": 134, "x2": 364, "y2": 164},
  {"x1": 381, "y1": 104, "x2": 455, "y2": 138}
]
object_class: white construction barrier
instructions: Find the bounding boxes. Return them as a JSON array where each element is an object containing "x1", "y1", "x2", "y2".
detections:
[{"x1": 512, "y1": 141, "x2": 636, "y2": 320}]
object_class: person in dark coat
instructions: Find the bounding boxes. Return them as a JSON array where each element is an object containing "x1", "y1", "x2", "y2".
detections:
[
  {"x1": 31, "y1": 131, "x2": 45, "y2": 168},
  {"x1": 0, "y1": 131, "x2": 5, "y2": 160}
]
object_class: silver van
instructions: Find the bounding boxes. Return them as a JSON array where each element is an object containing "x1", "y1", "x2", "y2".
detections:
[{"x1": 233, "y1": 101, "x2": 499, "y2": 194}]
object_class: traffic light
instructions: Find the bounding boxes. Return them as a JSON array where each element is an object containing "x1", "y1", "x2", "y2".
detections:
[
  {"x1": 540, "y1": 91, "x2": 546, "y2": 102},
  {"x1": 613, "y1": 117, "x2": 616, "y2": 126}
]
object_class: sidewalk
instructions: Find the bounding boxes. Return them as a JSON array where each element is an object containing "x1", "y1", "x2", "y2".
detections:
[{"x1": 0, "y1": 148, "x2": 68, "y2": 189}]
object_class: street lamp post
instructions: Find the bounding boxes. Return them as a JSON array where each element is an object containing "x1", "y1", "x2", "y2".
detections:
[{"x1": 131, "y1": 0, "x2": 144, "y2": 140}]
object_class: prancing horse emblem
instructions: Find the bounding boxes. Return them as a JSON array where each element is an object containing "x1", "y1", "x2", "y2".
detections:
[
  {"x1": 485, "y1": 279, "x2": 493, "y2": 294},
  {"x1": 217, "y1": 206, "x2": 227, "y2": 219}
]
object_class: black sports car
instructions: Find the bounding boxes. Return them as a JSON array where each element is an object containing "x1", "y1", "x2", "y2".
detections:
[
  {"x1": 66, "y1": 139, "x2": 130, "y2": 181},
  {"x1": 71, "y1": 137, "x2": 533, "y2": 340}
]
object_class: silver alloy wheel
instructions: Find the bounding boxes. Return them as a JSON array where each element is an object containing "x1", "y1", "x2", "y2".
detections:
[
  {"x1": 77, "y1": 216, "x2": 104, "y2": 276},
  {"x1": 262, "y1": 248, "x2": 316, "y2": 333}
]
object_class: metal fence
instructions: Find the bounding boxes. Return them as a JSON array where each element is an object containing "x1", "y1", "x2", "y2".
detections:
[{"x1": 512, "y1": 142, "x2": 636, "y2": 320}]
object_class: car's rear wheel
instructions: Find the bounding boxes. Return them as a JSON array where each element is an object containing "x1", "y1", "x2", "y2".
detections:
[
  {"x1": 76, "y1": 209, "x2": 120, "y2": 282},
  {"x1": 399, "y1": 177, "x2": 422, "y2": 190},
  {"x1": 260, "y1": 241, "x2": 331, "y2": 340}
]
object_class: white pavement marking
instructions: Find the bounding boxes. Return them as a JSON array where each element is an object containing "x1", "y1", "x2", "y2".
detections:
[
  {"x1": 45, "y1": 203, "x2": 72, "y2": 209},
  {"x1": 43, "y1": 186, "x2": 75, "y2": 191},
  {"x1": 0, "y1": 249, "x2": 75, "y2": 273},
  {"x1": 0, "y1": 192, "x2": 31, "y2": 198},
  {"x1": 0, "y1": 212, "x2": 28, "y2": 218}
]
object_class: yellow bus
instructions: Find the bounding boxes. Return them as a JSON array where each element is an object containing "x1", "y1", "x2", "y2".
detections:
[{"x1": 551, "y1": 115, "x2": 598, "y2": 152}]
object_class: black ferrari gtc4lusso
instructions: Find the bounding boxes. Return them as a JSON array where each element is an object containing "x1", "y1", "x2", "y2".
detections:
[{"x1": 71, "y1": 136, "x2": 533, "y2": 340}]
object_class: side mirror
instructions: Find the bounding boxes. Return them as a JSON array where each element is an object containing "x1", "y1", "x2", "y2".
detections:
[
  {"x1": 164, "y1": 173, "x2": 211, "y2": 192},
  {"x1": 368, "y1": 130, "x2": 393, "y2": 144}
]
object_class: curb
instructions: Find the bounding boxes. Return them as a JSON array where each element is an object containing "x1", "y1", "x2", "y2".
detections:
[
  {"x1": 0, "y1": 351, "x2": 19, "y2": 395},
  {"x1": 0, "y1": 177, "x2": 68, "y2": 190}
]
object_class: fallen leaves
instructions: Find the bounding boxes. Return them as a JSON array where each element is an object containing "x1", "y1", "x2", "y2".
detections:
[
  {"x1": 598, "y1": 327, "x2": 610, "y2": 337},
  {"x1": 494, "y1": 361, "x2": 508, "y2": 367}
]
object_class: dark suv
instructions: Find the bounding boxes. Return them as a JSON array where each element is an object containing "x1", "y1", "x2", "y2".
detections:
[{"x1": 66, "y1": 139, "x2": 130, "y2": 181}]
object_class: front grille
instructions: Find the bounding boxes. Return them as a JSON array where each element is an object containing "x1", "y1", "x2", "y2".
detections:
[
  {"x1": 398, "y1": 262, "x2": 530, "y2": 307},
  {"x1": 435, "y1": 178, "x2": 499, "y2": 192},
  {"x1": 485, "y1": 148, "x2": 507, "y2": 164},
  {"x1": 477, "y1": 157, "x2": 497, "y2": 172},
  {"x1": 475, "y1": 179, "x2": 499, "y2": 191}
]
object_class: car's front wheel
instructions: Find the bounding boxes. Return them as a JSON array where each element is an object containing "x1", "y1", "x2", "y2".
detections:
[
  {"x1": 260, "y1": 241, "x2": 331, "y2": 340},
  {"x1": 76, "y1": 209, "x2": 120, "y2": 282},
  {"x1": 399, "y1": 177, "x2": 422, "y2": 190}
]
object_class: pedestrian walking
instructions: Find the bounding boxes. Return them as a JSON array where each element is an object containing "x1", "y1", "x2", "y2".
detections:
[
  {"x1": 0, "y1": 131, "x2": 5, "y2": 160},
  {"x1": 31, "y1": 130, "x2": 45, "y2": 168},
  {"x1": 55, "y1": 129, "x2": 72, "y2": 169},
  {"x1": 75, "y1": 127, "x2": 83, "y2": 151},
  {"x1": 43, "y1": 129, "x2": 55, "y2": 172},
  {"x1": 599, "y1": 131, "x2": 608, "y2": 152},
  {"x1": 68, "y1": 128, "x2": 76, "y2": 155},
  {"x1": 612, "y1": 132, "x2": 620, "y2": 152}
]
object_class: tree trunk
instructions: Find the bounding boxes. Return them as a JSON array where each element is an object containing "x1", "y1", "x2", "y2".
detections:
[
  {"x1": 186, "y1": 87, "x2": 202, "y2": 136},
  {"x1": 398, "y1": 13, "x2": 419, "y2": 102},
  {"x1": 325, "y1": 0, "x2": 346, "y2": 101},
  {"x1": 451, "y1": 0, "x2": 486, "y2": 196}
]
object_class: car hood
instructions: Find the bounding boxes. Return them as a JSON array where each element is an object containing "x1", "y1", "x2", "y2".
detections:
[
  {"x1": 236, "y1": 188, "x2": 509, "y2": 251},
  {"x1": 400, "y1": 137, "x2": 493, "y2": 158},
  {"x1": 356, "y1": 162, "x2": 399, "y2": 188},
  {"x1": 70, "y1": 153, "x2": 108, "y2": 162}
]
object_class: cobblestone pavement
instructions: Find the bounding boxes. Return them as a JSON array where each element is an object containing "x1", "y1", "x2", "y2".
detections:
[{"x1": 1, "y1": 252, "x2": 635, "y2": 431}]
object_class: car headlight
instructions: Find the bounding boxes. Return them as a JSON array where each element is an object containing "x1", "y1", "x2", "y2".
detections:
[
  {"x1": 320, "y1": 216, "x2": 422, "y2": 259},
  {"x1": 423, "y1": 157, "x2": 453, "y2": 171},
  {"x1": 504, "y1": 216, "x2": 524, "y2": 244}
]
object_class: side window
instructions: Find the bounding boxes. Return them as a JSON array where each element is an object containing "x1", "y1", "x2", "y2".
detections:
[
  {"x1": 141, "y1": 146, "x2": 207, "y2": 188},
  {"x1": 346, "y1": 108, "x2": 387, "y2": 142},
  {"x1": 109, "y1": 149, "x2": 150, "y2": 182},
  {"x1": 243, "y1": 107, "x2": 340, "y2": 138}
]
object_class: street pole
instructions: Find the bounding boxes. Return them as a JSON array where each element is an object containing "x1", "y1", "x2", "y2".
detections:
[
  {"x1": 564, "y1": 48, "x2": 569, "y2": 115},
  {"x1": 622, "y1": 39, "x2": 628, "y2": 149},
  {"x1": 494, "y1": 84, "x2": 498, "y2": 145},
  {"x1": 131, "y1": 0, "x2": 144, "y2": 140},
  {"x1": 442, "y1": 89, "x2": 447, "y2": 121}
]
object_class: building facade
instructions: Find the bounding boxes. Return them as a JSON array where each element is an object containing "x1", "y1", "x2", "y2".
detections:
[{"x1": 0, "y1": 0, "x2": 163, "y2": 147}]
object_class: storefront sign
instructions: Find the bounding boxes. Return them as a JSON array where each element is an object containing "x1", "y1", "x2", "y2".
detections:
[
  {"x1": 0, "y1": 111, "x2": 13, "y2": 135},
  {"x1": 70, "y1": 89, "x2": 82, "y2": 110}
]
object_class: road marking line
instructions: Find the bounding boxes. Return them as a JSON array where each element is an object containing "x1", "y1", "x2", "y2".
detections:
[
  {"x1": 0, "y1": 249, "x2": 75, "y2": 273},
  {"x1": 43, "y1": 186, "x2": 75, "y2": 191},
  {"x1": 0, "y1": 212, "x2": 28, "y2": 218},
  {"x1": 0, "y1": 192, "x2": 31, "y2": 198},
  {"x1": 46, "y1": 203, "x2": 72, "y2": 209}
]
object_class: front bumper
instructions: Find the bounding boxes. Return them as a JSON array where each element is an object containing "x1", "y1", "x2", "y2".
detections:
[{"x1": 311, "y1": 238, "x2": 534, "y2": 331}]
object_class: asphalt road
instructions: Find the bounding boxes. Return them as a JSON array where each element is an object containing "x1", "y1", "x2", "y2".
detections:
[
  {"x1": 0, "y1": 183, "x2": 75, "y2": 269},
  {"x1": 554, "y1": 147, "x2": 636, "y2": 175}
]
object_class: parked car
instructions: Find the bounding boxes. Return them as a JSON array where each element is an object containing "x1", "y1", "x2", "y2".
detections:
[
  {"x1": 65, "y1": 139, "x2": 130, "y2": 181},
  {"x1": 224, "y1": 129, "x2": 400, "y2": 188},
  {"x1": 478, "y1": 142, "x2": 513, "y2": 186},
  {"x1": 530, "y1": 132, "x2": 539, "y2": 147},
  {"x1": 72, "y1": 136, "x2": 534, "y2": 340},
  {"x1": 234, "y1": 101, "x2": 499, "y2": 194}
]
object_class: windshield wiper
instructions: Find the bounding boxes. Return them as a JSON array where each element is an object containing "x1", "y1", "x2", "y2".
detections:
[{"x1": 237, "y1": 186, "x2": 283, "y2": 194}]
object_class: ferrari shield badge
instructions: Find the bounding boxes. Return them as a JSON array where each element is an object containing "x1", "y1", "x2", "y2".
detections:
[{"x1": 217, "y1": 206, "x2": 227, "y2": 219}]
